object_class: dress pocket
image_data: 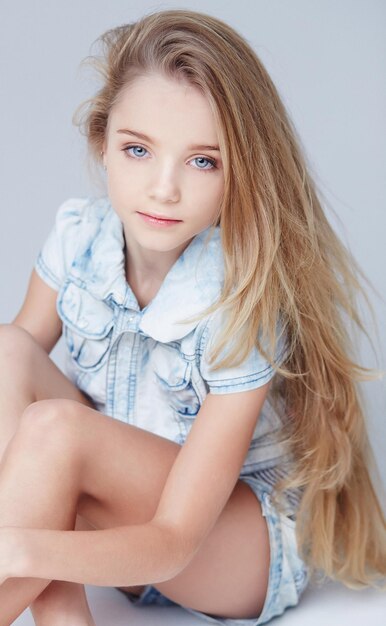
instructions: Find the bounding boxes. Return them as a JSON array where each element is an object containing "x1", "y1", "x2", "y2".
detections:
[
  {"x1": 57, "y1": 281, "x2": 114, "y2": 371},
  {"x1": 151, "y1": 343, "x2": 201, "y2": 424}
]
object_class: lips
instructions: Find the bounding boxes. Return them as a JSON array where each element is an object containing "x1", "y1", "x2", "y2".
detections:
[{"x1": 138, "y1": 211, "x2": 181, "y2": 222}]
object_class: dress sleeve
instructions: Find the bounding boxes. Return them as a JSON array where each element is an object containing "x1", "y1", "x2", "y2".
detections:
[
  {"x1": 34, "y1": 198, "x2": 91, "y2": 291},
  {"x1": 199, "y1": 309, "x2": 289, "y2": 394}
]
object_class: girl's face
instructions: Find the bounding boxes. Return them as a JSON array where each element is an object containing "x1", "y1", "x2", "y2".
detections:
[{"x1": 102, "y1": 72, "x2": 224, "y2": 261}]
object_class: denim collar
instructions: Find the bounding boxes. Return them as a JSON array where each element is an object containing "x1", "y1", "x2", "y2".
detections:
[{"x1": 70, "y1": 200, "x2": 224, "y2": 342}]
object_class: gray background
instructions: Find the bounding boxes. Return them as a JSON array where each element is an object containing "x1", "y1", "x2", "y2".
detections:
[{"x1": 1, "y1": 0, "x2": 385, "y2": 502}]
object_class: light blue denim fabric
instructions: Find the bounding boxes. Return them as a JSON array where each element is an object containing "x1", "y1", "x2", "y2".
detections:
[{"x1": 35, "y1": 196, "x2": 309, "y2": 623}]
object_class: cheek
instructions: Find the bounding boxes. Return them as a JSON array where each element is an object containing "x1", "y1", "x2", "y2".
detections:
[
  {"x1": 199, "y1": 178, "x2": 224, "y2": 213},
  {"x1": 107, "y1": 167, "x2": 138, "y2": 200}
]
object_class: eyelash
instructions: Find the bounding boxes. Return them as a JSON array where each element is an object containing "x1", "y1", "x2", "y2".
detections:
[{"x1": 122, "y1": 144, "x2": 218, "y2": 172}]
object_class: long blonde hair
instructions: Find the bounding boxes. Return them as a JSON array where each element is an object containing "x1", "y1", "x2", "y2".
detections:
[{"x1": 74, "y1": 9, "x2": 386, "y2": 589}]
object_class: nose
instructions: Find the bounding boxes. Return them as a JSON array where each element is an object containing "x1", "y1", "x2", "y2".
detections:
[{"x1": 148, "y1": 161, "x2": 181, "y2": 204}]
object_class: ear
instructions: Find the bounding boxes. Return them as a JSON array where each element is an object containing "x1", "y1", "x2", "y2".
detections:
[
  {"x1": 101, "y1": 137, "x2": 107, "y2": 166},
  {"x1": 101, "y1": 141, "x2": 107, "y2": 168}
]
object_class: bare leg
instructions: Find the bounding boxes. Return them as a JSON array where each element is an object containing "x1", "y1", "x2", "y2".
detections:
[
  {"x1": 29, "y1": 580, "x2": 95, "y2": 626},
  {"x1": 0, "y1": 324, "x2": 96, "y2": 625},
  {"x1": 0, "y1": 342, "x2": 272, "y2": 621},
  {"x1": 0, "y1": 407, "x2": 88, "y2": 624}
]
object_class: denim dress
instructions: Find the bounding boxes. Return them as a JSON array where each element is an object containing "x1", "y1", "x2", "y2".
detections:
[{"x1": 34, "y1": 197, "x2": 309, "y2": 625}]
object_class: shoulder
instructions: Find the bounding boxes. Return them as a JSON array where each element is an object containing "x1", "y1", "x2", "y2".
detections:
[
  {"x1": 34, "y1": 196, "x2": 112, "y2": 291},
  {"x1": 197, "y1": 308, "x2": 289, "y2": 395},
  {"x1": 51, "y1": 196, "x2": 114, "y2": 261},
  {"x1": 52, "y1": 196, "x2": 111, "y2": 232}
]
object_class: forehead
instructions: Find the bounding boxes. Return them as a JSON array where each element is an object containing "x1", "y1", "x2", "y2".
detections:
[{"x1": 108, "y1": 73, "x2": 219, "y2": 143}]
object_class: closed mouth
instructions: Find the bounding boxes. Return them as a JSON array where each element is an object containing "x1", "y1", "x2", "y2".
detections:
[{"x1": 138, "y1": 211, "x2": 181, "y2": 221}]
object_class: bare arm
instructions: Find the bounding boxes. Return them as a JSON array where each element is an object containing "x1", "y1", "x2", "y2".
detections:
[
  {"x1": 6, "y1": 382, "x2": 271, "y2": 586},
  {"x1": 11, "y1": 269, "x2": 62, "y2": 354}
]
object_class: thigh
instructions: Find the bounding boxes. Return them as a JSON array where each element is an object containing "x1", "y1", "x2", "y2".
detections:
[
  {"x1": 0, "y1": 324, "x2": 97, "y2": 523},
  {"x1": 0, "y1": 324, "x2": 97, "y2": 408},
  {"x1": 26, "y1": 399, "x2": 270, "y2": 620}
]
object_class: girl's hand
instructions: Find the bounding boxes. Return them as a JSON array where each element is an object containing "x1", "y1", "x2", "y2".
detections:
[{"x1": 0, "y1": 526, "x2": 28, "y2": 584}]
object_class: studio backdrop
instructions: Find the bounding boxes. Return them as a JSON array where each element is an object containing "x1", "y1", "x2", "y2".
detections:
[{"x1": 1, "y1": 0, "x2": 385, "y2": 502}]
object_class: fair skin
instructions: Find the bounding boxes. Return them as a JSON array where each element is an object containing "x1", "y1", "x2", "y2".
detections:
[
  {"x1": 102, "y1": 72, "x2": 224, "y2": 302},
  {"x1": 0, "y1": 73, "x2": 271, "y2": 625}
]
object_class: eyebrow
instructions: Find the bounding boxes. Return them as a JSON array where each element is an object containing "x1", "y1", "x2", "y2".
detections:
[{"x1": 116, "y1": 128, "x2": 220, "y2": 152}]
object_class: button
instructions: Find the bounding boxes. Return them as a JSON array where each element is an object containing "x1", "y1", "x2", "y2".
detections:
[{"x1": 129, "y1": 316, "x2": 134, "y2": 322}]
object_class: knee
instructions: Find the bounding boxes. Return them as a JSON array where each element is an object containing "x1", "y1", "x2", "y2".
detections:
[{"x1": 19, "y1": 399, "x2": 80, "y2": 443}]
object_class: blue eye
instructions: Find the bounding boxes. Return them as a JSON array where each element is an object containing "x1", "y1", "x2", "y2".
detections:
[
  {"x1": 122, "y1": 144, "x2": 217, "y2": 171},
  {"x1": 191, "y1": 156, "x2": 217, "y2": 171},
  {"x1": 125, "y1": 145, "x2": 148, "y2": 158}
]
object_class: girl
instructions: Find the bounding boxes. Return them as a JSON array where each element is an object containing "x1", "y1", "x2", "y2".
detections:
[{"x1": 0, "y1": 8, "x2": 385, "y2": 626}]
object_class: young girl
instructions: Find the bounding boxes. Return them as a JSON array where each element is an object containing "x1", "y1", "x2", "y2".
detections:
[{"x1": 0, "y1": 8, "x2": 385, "y2": 626}]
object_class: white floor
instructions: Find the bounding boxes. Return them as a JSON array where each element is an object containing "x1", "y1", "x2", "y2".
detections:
[{"x1": 13, "y1": 580, "x2": 386, "y2": 625}]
